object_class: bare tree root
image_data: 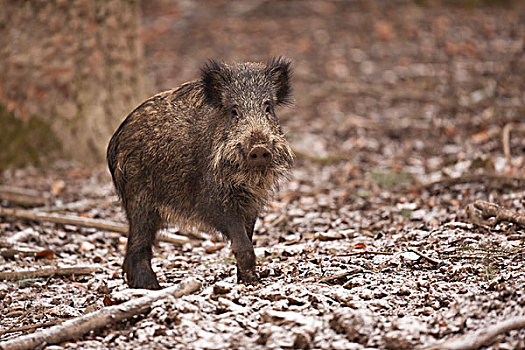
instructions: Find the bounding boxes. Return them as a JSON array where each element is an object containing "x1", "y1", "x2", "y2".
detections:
[
  {"x1": 0, "y1": 207, "x2": 190, "y2": 245},
  {"x1": 422, "y1": 316, "x2": 525, "y2": 350},
  {"x1": 468, "y1": 200, "x2": 525, "y2": 228},
  {"x1": 0, "y1": 266, "x2": 102, "y2": 281},
  {"x1": 0, "y1": 278, "x2": 202, "y2": 350}
]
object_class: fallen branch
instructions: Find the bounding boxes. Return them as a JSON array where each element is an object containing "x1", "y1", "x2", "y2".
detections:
[
  {"x1": 0, "y1": 207, "x2": 127, "y2": 233},
  {"x1": 407, "y1": 248, "x2": 442, "y2": 265},
  {"x1": 0, "y1": 278, "x2": 201, "y2": 350},
  {"x1": 40, "y1": 197, "x2": 119, "y2": 213},
  {"x1": 421, "y1": 174, "x2": 525, "y2": 191},
  {"x1": 0, "y1": 321, "x2": 57, "y2": 336},
  {"x1": 0, "y1": 186, "x2": 47, "y2": 207},
  {"x1": 471, "y1": 200, "x2": 525, "y2": 228},
  {"x1": 157, "y1": 230, "x2": 191, "y2": 245},
  {"x1": 0, "y1": 207, "x2": 190, "y2": 245},
  {"x1": 0, "y1": 248, "x2": 40, "y2": 260},
  {"x1": 0, "y1": 266, "x2": 101, "y2": 281},
  {"x1": 423, "y1": 316, "x2": 525, "y2": 350}
]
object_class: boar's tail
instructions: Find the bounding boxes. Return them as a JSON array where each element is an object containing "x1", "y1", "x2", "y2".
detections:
[{"x1": 106, "y1": 127, "x2": 124, "y2": 199}]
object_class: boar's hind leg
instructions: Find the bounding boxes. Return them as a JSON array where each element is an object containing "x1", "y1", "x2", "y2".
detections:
[{"x1": 123, "y1": 200, "x2": 162, "y2": 290}]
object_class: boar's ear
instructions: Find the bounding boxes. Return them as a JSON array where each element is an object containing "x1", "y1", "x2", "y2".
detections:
[
  {"x1": 201, "y1": 60, "x2": 229, "y2": 108},
  {"x1": 266, "y1": 57, "x2": 293, "y2": 106}
]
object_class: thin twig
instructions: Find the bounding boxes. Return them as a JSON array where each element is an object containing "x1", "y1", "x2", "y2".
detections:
[
  {"x1": 502, "y1": 122, "x2": 525, "y2": 165},
  {"x1": 0, "y1": 321, "x2": 57, "y2": 336},
  {"x1": 422, "y1": 316, "x2": 525, "y2": 350},
  {"x1": 502, "y1": 123, "x2": 513, "y2": 165},
  {"x1": 320, "y1": 268, "x2": 365, "y2": 283},
  {"x1": 0, "y1": 266, "x2": 101, "y2": 281},
  {"x1": 0, "y1": 279, "x2": 201, "y2": 350},
  {"x1": 408, "y1": 248, "x2": 442, "y2": 265},
  {"x1": 444, "y1": 254, "x2": 509, "y2": 260},
  {"x1": 337, "y1": 251, "x2": 394, "y2": 257}
]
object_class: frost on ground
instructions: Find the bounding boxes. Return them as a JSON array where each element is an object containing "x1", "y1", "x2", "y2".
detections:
[{"x1": 1, "y1": 165, "x2": 524, "y2": 349}]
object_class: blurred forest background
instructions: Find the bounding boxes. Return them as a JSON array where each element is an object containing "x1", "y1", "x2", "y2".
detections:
[
  {"x1": 1, "y1": 1, "x2": 524, "y2": 349},
  {"x1": 0, "y1": 0, "x2": 523, "y2": 173}
]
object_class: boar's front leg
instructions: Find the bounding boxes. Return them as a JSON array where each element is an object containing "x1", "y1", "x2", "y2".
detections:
[
  {"x1": 245, "y1": 216, "x2": 257, "y2": 242},
  {"x1": 222, "y1": 216, "x2": 258, "y2": 284}
]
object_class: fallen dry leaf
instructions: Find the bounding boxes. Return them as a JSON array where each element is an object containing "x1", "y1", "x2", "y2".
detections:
[
  {"x1": 350, "y1": 243, "x2": 367, "y2": 250},
  {"x1": 35, "y1": 249, "x2": 55, "y2": 261},
  {"x1": 50, "y1": 180, "x2": 66, "y2": 196}
]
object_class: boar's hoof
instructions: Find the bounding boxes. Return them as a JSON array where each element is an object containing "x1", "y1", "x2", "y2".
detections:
[
  {"x1": 124, "y1": 259, "x2": 161, "y2": 290},
  {"x1": 128, "y1": 272, "x2": 161, "y2": 290},
  {"x1": 237, "y1": 268, "x2": 259, "y2": 284}
]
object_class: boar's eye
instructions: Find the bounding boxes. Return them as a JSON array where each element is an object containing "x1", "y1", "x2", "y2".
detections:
[
  {"x1": 264, "y1": 103, "x2": 275, "y2": 119},
  {"x1": 231, "y1": 106, "x2": 240, "y2": 119}
]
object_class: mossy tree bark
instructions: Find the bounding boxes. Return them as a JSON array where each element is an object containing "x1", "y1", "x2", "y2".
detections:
[{"x1": 0, "y1": 0, "x2": 151, "y2": 168}]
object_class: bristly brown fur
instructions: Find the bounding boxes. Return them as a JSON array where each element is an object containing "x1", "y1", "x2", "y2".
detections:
[{"x1": 107, "y1": 57, "x2": 294, "y2": 289}]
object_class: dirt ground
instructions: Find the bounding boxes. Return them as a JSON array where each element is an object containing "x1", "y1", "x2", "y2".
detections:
[{"x1": 1, "y1": 0, "x2": 524, "y2": 349}]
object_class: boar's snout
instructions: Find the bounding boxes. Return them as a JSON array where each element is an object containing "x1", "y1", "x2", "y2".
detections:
[{"x1": 247, "y1": 145, "x2": 272, "y2": 167}]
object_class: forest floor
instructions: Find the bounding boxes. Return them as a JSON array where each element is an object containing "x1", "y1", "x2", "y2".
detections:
[{"x1": 1, "y1": 0, "x2": 525, "y2": 349}]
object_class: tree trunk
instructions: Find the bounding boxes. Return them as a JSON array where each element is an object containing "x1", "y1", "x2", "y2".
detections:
[{"x1": 0, "y1": 0, "x2": 151, "y2": 167}]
